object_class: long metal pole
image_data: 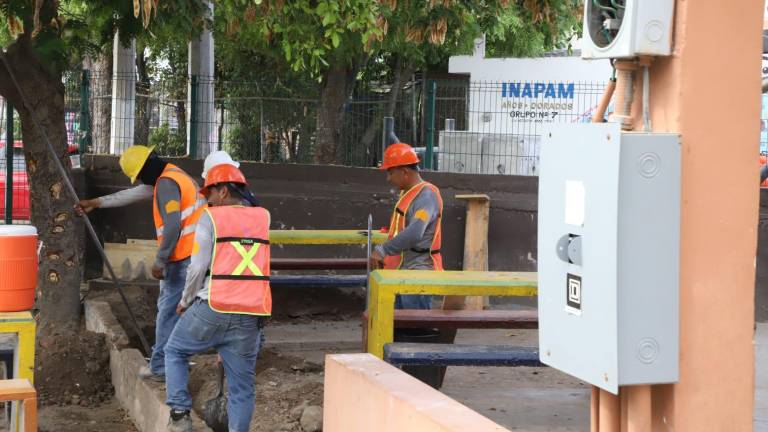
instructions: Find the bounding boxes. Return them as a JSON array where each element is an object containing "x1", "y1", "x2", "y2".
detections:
[
  {"x1": 0, "y1": 53, "x2": 152, "y2": 356},
  {"x1": 366, "y1": 214, "x2": 373, "y2": 312},
  {"x1": 424, "y1": 80, "x2": 437, "y2": 170}
]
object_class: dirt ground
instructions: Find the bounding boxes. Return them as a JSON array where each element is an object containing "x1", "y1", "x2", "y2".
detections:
[
  {"x1": 35, "y1": 324, "x2": 114, "y2": 408},
  {"x1": 89, "y1": 284, "x2": 365, "y2": 356},
  {"x1": 0, "y1": 319, "x2": 136, "y2": 432},
  {"x1": 187, "y1": 349, "x2": 324, "y2": 432},
  {"x1": 57, "y1": 285, "x2": 585, "y2": 432},
  {"x1": 38, "y1": 399, "x2": 138, "y2": 432},
  {"x1": 92, "y1": 285, "x2": 332, "y2": 431}
]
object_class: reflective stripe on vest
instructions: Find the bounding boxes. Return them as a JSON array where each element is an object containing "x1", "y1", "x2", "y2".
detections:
[
  {"x1": 152, "y1": 164, "x2": 207, "y2": 262},
  {"x1": 382, "y1": 181, "x2": 444, "y2": 271},
  {"x1": 207, "y1": 206, "x2": 272, "y2": 316}
]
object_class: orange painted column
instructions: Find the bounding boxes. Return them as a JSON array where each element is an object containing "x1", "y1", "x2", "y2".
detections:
[{"x1": 595, "y1": 1, "x2": 762, "y2": 430}]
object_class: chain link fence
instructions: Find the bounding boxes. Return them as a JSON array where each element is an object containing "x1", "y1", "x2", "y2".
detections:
[
  {"x1": 69, "y1": 73, "x2": 610, "y2": 173},
  {"x1": 4, "y1": 70, "x2": 768, "y2": 222},
  {"x1": 431, "y1": 80, "x2": 606, "y2": 175},
  {"x1": 78, "y1": 72, "x2": 423, "y2": 166}
]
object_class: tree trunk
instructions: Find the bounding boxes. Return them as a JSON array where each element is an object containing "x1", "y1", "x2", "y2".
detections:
[
  {"x1": 84, "y1": 51, "x2": 112, "y2": 154},
  {"x1": 175, "y1": 101, "x2": 187, "y2": 141},
  {"x1": 314, "y1": 63, "x2": 355, "y2": 164},
  {"x1": 359, "y1": 56, "x2": 412, "y2": 165},
  {"x1": 134, "y1": 47, "x2": 151, "y2": 145},
  {"x1": 0, "y1": 38, "x2": 83, "y2": 330}
]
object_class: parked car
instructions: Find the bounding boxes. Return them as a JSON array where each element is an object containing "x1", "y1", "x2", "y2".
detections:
[
  {"x1": 0, "y1": 140, "x2": 30, "y2": 220},
  {"x1": 0, "y1": 140, "x2": 79, "y2": 221}
]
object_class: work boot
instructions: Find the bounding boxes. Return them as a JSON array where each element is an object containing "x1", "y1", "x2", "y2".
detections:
[
  {"x1": 168, "y1": 409, "x2": 192, "y2": 432},
  {"x1": 138, "y1": 365, "x2": 165, "y2": 383}
]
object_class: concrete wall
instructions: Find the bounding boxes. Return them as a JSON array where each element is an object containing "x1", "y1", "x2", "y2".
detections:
[
  {"x1": 323, "y1": 353, "x2": 509, "y2": 432},
  {"x1": 78, "y1": 156, "x2": 768, "y2": 324},
  {"x1": 79, "y1": 155, "x2": 538, "y2": 276}
]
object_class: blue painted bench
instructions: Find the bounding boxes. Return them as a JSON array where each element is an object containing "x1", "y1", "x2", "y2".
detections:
[
  {"x1": 270, "y1": 274, "x2": 367, "y2": 288},
  {"x1": 383, "y1": 343, "x2": 544, "y2": 367}
]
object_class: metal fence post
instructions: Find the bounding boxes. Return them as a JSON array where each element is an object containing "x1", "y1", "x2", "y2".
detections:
[
  {"x1": 5, "y1": 102, "x2": 13, "y2": 224},
  {"x1": 259, "y1": 98, "x2": 266, "y2": 163},
  {"x1": 189, "y1": 75, "x2": 199, "y2": 158},
  {"x1": 424, "y1": 80, "x2": 437, "y2": 170},
  {"x1": 79, "y1": 70, "x2": 91, "y2": 154}
]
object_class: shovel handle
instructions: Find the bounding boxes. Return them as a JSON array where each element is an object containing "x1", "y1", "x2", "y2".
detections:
[{"x1": 217, "y1": 361, "x2": 226, "y2": 397}]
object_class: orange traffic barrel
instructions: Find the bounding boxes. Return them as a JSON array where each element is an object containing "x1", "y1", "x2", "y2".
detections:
[{"x1": 0, "y1": 225, "x2": 38, "y2": 312}]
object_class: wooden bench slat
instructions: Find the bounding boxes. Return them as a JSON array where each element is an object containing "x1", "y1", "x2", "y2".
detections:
[
  {"x1": 384, "y1": 343, "x2": 543, "y2": 367},
  {"x1": 392, "y1": 309, "x2": 538, "y2": 329},
  {"x1": 270, "y1": 274, "x2": 367, "y2": 288}
]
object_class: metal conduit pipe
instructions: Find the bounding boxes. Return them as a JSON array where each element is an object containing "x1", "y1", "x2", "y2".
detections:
[{"x1": 609, "y1": 60, "x2": 638, "y2": 130}]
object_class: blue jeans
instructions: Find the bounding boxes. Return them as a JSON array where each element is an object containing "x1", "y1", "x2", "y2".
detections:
[
  {"x1": 149, "y1": 258, "x2": 189, "y2": 376},
  {"x1": 165, "y1": 300, "x2": 263, "y2": 432},
  {"x1": 394, "y1": 265, "x2": 433, "y2": 310},
  {"x1": 395, "y1": 294, "x2": 432, "y2": 310}
]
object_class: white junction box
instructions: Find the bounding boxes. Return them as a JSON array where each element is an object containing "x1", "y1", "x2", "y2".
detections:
[
  {"x1": 581, "y1": 0, "x2": 674, "y2": 60},
  {"x1": 537, "y1": 123, "x2": 680, "y2": 394}
]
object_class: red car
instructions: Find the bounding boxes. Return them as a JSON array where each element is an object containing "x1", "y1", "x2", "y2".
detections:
[{"x1": 0, "y1": 140, "x2": 79, "y2": 221}]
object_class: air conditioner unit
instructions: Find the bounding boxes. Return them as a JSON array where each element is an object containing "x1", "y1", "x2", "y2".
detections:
[
  {"x1": 437, "y1": 131, "x2": 482, "y2": 174},
  {"x1": 581, "y1": 0, "x2": 674, "y2": 60}
]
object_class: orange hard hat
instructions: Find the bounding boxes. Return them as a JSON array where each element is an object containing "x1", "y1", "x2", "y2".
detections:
[
  {"x1": 201, "y1": 164, "x2": 247, "y2": 194},
  {"x1": 380, "y1": 142, "x2": 420, "y2": 171}
]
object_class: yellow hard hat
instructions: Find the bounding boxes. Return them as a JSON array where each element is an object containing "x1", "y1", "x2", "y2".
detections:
[{"x1": 119, "y1": 145, "x2": 155, "y2": 184}]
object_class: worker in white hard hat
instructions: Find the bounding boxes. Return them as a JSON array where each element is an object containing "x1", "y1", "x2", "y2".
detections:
[
  {"x1": 202, "y1": 150, "x2": 240, "y2": 180},
  {"x1": 75, "y1": 145, "x2": 207, "y2": 382}
]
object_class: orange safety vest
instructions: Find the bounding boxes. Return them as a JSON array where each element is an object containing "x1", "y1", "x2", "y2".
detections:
[
  {"x1": 761, "y1": 155, "x2": 768, "y2": 188},
  {"x1": 152, "y1": 164, "x2": 207, "y2": 262},
  {"x1": 207, "y1": 206, "x2": 272, "y2": 316},
  {"x1": 383, "y1": 181, "x2": 444, "y2": 271}
]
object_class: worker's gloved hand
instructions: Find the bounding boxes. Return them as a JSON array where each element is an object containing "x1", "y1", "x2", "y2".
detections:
[
  {"x1": 74, "y1": 198, "x2": 100, "y2": 215},
  {"x1": 152, "y1": 264, "x2": 165, "y2": 280},
  {"x1": 370, "y1": 249, "x2": 384, "y2": 270}
]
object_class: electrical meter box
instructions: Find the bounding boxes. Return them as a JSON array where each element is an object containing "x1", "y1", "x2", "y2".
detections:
[{"x1": 537, "y1": 123, "x2": 680, "y2": 394}]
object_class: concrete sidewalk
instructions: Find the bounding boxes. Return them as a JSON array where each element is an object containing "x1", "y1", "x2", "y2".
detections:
[{"x1": 267, "y1": 320, "x2": 768, "y2": 431}]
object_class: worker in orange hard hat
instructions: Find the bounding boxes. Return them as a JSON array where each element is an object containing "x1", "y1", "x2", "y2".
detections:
[
  {"x1": 165, "y1": 164, "x2": 268, "y2": 432},
  {"x1": 371, "y1": 142, "x2": 445, "y2": 387},
  {"x1": 372, "y1": 142, "x2": 444, "y2": 287}
]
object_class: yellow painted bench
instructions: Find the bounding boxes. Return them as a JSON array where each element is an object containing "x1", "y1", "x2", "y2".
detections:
[
  {"x1": 269, "y1": 229, "x2": 387, "y2": 245},
  {"x1": 366, "y1": 270, "x2": 538, "y2": 358},
  {"x1": 0, "y1": 312, "x2": 35, "y2": 383},
  {"x1": 0, "y1": 312, "x2": 36, "y2": 432}
]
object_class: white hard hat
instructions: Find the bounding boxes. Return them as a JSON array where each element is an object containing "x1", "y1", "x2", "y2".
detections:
[{"x1": 202, "y1": 151, "x2": 240, "y2": 180}]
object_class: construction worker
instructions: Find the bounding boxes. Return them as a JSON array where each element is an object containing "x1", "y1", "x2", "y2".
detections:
[
  {"x1": 75, "y1": 145, "x2": 206, "y2": 382},
  {"x1": 370, "y1": 142, "x2": 444, "y2": 309},
  {"x1": 164, "y1": 164, "x2": 269, "y2": 432}
]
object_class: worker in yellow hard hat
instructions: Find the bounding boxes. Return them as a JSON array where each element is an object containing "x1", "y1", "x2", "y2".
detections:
[{"x1": 75, "y1": 145, "x2": 207, "y2": 382}]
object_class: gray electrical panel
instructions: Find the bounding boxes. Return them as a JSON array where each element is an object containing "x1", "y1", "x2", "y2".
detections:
[{"x1": 537, "y1": 123, "x2": 680, "y2": 394}]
